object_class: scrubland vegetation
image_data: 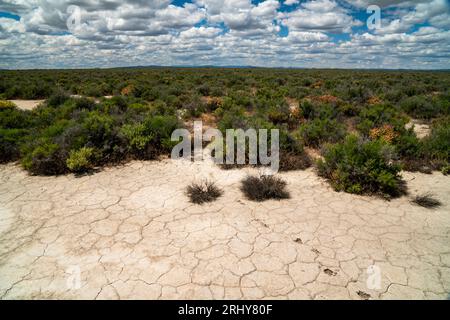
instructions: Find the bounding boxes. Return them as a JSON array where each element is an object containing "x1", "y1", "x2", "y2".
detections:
[
  {"x1": 0, "y1": 68, "x2": 449, "y2": 198},
  {"x1": 241, "y1": 175, "x2": 290, "y2": 201},
  {"x1": 186, "y1": 180, "x2": 223, "y2": 204}
]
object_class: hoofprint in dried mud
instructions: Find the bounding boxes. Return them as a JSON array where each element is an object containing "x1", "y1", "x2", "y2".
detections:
[{"x1": 0, "y1": 155, "x2": 449, "y2": 300}]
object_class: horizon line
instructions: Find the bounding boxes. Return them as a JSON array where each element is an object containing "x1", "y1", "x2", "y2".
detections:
[{"x1": 1, "y1": 65, "x2": 450, "y2": 72}]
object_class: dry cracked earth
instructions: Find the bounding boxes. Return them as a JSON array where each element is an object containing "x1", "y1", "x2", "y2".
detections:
[{"x1": 0, "y1": 156, "x2": 449, "y2": 300}]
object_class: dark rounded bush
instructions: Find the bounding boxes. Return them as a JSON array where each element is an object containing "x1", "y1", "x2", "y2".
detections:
[
  {"x1": 21, "y1": 141, "x2": 68, "y2": 175},
  {"x1": 47, "y1": 90, "x2": 69, "y2": 108},
  {"x1": 241, "y1": 175, "x2": 290, "y2": 201},
  {"x1": 186, "y1": 180, "x2": 223, "y2": 204}
]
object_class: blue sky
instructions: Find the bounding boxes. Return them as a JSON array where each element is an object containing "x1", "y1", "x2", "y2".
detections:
[{"x1": 0, "y1": 0, "x2": 449, "y2": 69}]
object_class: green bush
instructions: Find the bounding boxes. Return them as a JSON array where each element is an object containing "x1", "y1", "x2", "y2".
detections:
[
  {"x1": 298, "y1": 118, "x2": 346, "y2": 147},
  {"x1": 0, "y1": 128, "x2": 28, "y2": 163},
  {"x1": 357, "y1": 104, "x2": 407, "y2": 136},
  {"x1": 47, "y1": 91, "x2": 69, "y2": 108},
  {"x1": 268, "y1": 104, "x2": 290, "y2": 125},
  {"x1": 0, "y1": 100, "x2": 17, "y2": 110},
  {"x1": 394, "y1": 128, "x2": 422, "y2": 159},
  {"x1": 66, "y1": 147, "x2": 96, "y2": 173},
  {"x1": 143, "y1": 115, "x2": 180, "y2": 151},
  {"x1": 317, "y1": 135, "x2": 404, "y2": 197},
  {"x1": 0, "y1": 107, "x2": 32, "y2": 129},
  {"x1": 82, "y1": 111, "x2": 115, "y2": 147},
  {"x1": 120, "y1": 115, "x2": 179, "y2": 158},
  {"x1": 21, "y1": 141, "x2": 68, "y2": 175},
  {"x1": 441, "y1": 164, "x2": 450, "y2": 175},
  {"x1": 400, "y1": 95, "x2": 448, "y2": 120},
  {"x1": 422, "y1": 117, "x2": 450, "y2": 168},
  {"x1": 301, "y1": 101, "x2": 339, "y2": 120},
  {"x1": 120, "y1": 123, "x2": 153, "y2": 158},
  {"x1": 74, "y1": 97, "x2": 96, "y2": 111}
]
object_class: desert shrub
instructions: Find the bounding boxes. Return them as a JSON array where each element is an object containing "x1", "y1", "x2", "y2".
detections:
[
  {"x1": 384, "y1": 88, "x2": 405, "y2": 103},
  {"x1": 411, "y1": 193, "x2": 442, "y2": 209},
  {"x1": 186, "y1": 180, "x2": 223, "y2": 204},
  {"x1": 366, "y1": 119, "x2": 429, "y2": 172},
  {"x1": 21, "y1": 140, "x2": 68, "y2": 175},
  {"x1": 298, "y1": 118, "x2": 346, "y2": 147},
  {"x1": 441, "y1": 164, "x2": 450, "y2": 175},
  {"x1": 204, "y1": 97, "x2": 222, "y2": 112},
  {"x1": 66, "y1": 147, "x2": 96, "y2": 173},
  {"x1": 279, "y1": 150, "x2": 311, "y2": 171},
  {"x1": 357, "y1": 104, "x2": 407, "y2": 136},
  {"x1": 120, "y1": 123, "x2": 153, "y2": 158},
  {"x1": 241, "y1": 175, "x2": 290, "y2": 201},
  {"x1": 218, "y1": 107, "x2": 249, "y2": 132},
  {"x1": 396, "y1": 126, "x2": 422, "y2": 152},
  {"x1": 369, "y1": 124, "x2": 398, "y2": 144},
  {"x1": 197, "y1": 84, "x2": 210, "y2": 96},
  {"x1": 149, "y1": 100, "x2": 175, "y2": 117},
  {"x1": 74, "y1": 97, "x2": 96, "y2": 111},
  {"x1": 300, "y1": 101, "x2": 340, "y2": 120},
  {"x1": 400, "y1": 96, "x2": 447, "y2": 120},
  {"x1": 110, "y1": 96, "x2": 129, "y2": 111},
  {"x1": 0, "y1": 100, "x2": 17, "y2": 110},
  {"x1": 339, "y1": 103, "x2": 360, "y2": 117},
  {"x1": 0, "y1": 128, "x2": 28, "y2": 163},
  {"x1": 47, "y1": 90, "x2": 69, "y2": 108},
  {"x1": 268, "y1": 104, "x2": 290, "y2": 125},
  {"x1": 344, "y1": 85, "x2": 371, "y2": 103},
  {"x1": 317, "y1": 135, "x2": 404, "y2": 197},
  {"x1": 0, "y1": 107, "x2": 32, "y2": 129},
  {"x1": 120, "y1": 115, "x2": 179, "y2": 158},
  {"x1": 84, "y1": 86, "x2": 103, "y2": 97},
  {"x1": 82, "y1": 111, "x2": 115, "y2": 148},
  {"x1": 421, "y1": 117, "x2": 450, "y2": 168},
  {"x1": 143, "y1": 115, "x2": 180, "y2": 151}
]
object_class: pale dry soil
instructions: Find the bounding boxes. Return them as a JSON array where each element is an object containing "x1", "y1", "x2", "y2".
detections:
[
  {"x1": 8, "y1": 100, "x2": 45, "y2": 111},
  {"x1": 406, "y1": 120, "x2": 431, "y2": 139},
  {"x1": 0, "y1": 157, "x2": 449, "y2": 300}
]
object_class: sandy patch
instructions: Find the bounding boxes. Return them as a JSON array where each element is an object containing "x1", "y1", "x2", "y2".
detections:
[
  {"x1": 8, "y1": 100, "x2": 45, "y2": 111},
  {"x1": 0, "y1": 158, "x2": 449, "y2": 300},
  {"x1": 406, "y1": 120, "x2": 431, "y2": 139}
]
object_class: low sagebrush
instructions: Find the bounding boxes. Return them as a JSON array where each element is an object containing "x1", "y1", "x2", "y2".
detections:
[
  {"x1": 241, "y1": 175, "x2": 290, "y2": 201},
  {"x1": 279, "y1": 151, "x2": 312, "y2": 171},
  {"x1": 186, "y1": 180, "x2": 223, "y2": 204},
  {"x1": 411, "y1": 193, "x2": 442, "y2": 209}
]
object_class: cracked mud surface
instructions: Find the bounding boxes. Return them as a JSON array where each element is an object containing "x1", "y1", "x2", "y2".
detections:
[{"x1": 0, "y1": 159, "x2": 449, "y2": 300}]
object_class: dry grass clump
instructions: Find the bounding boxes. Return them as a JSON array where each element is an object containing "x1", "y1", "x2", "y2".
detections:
[
  {"x1": 241, "y1": 175, "x2": 290, "y2": 201},
  {"x1": 411, "y1": 193, "x2": 442, "y2": 209},
  {"x1": 186, "y1": 180, "x2": 223, "y2": 204}
]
